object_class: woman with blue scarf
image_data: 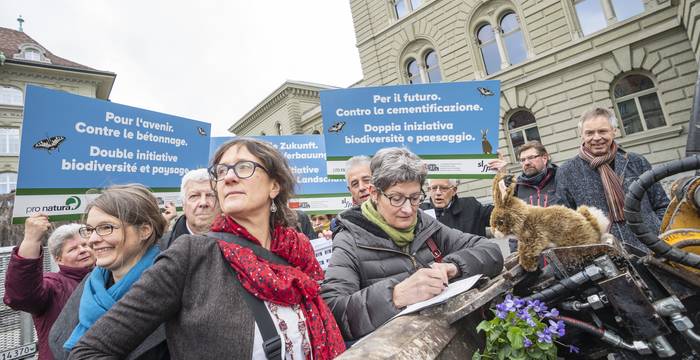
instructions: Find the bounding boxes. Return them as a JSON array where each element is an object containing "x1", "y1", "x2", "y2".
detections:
[{"x1": 48, "y1": 184, "x2": 169, "y2": 360}]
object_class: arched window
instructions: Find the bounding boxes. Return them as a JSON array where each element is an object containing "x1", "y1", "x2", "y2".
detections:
[
  {"x1": 260, "y1": 131, "x2": 266, "y2": 136},
  {"x1": 574, "y1": 0, "x2": 645, "y2": 36},
  {"x1": 477, "y1": 24, "x2": 501, "y2": 75},
  {"x1": 401, "y1": 44, "x2": 442, "y2": 84},
  {"x1": 0, "y1": 128, "x2": 20, "y2": 155},
  {"x1": 0, "y1": 85, "x2": 23, "y2": 106},
  {"x1": 394, "y1": 0, "x2": 421, "y2": 19},
  {"x1": 500, "y1": 12, "x2": 527, "y2": 66},
  {"x1": 613, "y1": 74, "x2": 666, "y2": 135},
  {"x1": 507, "y1": 110, "x2": 540, "y2": 153},
  {"x1": 312, "y1": 130, "x2": 321, "y2": 135},
  {"x1": 406, "y1": 59, "x2": 422, "y2": 84},
  {"x1": 424, "y1": 51, "x2": 442, "y2": 83},
  {"x1": 0, "y1": 173, "x2": 17, "y2": 194}
]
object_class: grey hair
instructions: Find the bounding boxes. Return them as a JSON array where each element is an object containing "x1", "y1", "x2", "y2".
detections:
[
  {"x1": 578, "y1": 107, "x2": 618, "y2": 132},
  {"x1": 48, "y1": 223, "x2": 82, "y2": 260},
  {"x1": 370, "y1": 147, "x2": 427, "y2": 191},
  {"x1": 180, "y1": 168, "x2": 211, "y2": 201},
  {"x1": 428, "y1": 179, "x2": 458, "y2": 187},
  {"x1": 344, "y1": 155, "x2": 371, "y2": 179}
]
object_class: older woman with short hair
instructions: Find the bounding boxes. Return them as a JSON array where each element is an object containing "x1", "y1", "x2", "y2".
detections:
[
  {"x1": 70, "y1": 138, "x2": 345, "y2": 359},
  {"x1": 321, "y1": 147, "x2": 504, "y2": 340},
  {"x1": 4, "y1": 216, "x2": 94, "y2": 360}
]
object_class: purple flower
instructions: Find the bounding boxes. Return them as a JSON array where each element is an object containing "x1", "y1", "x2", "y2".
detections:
[
  {"x1": 497, "y1": 294, "x2": 518, "y2": 314},
  {"x1": 548, "y1": 320, "x2": 565, "y2": 337},
  {"x1": 543, "y1": 308, "x2": 559, "y2": 318},
  {"x1": 523, "y1": 338, "x2": 533, "y2": 348},
  {"x1": 527, "y1": 300, "x2": 547, "y2": 315},
  {"x1": 537, "y1": 328, "x2": 552, "y2": 343},
  {"x1": 496, "y1": 309, "x2": 507, "y2": 319},
  {"x1": 568, "y1": 344, "x2": 580, "y2": 354},
  {"x1": 516, "y1": 309, "x2": 537, "y2": 327}
]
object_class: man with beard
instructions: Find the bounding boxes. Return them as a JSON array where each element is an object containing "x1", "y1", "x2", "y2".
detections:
[
  {"x1": 161, "y1": 168, "x2": 221, "y2": 248},
  {"x1": 511, "y1": 141, "x2": 560, "y2": 207},
  {"x1": 420, "y1": 179, "x2": 493, "y2": 236},
  {"x1": 556, "y1": 107, "x2": 669, "y2": 252}
]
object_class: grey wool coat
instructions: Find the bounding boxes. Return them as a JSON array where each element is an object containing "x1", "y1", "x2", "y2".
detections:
[
  {"x1": 49, "y1": 278, "x2": 168, "y2": 360},
  {"x1": 555, "y1": 148, "x2": 670, "y2": 253},
  {"x1": 67, "y1": 233, "x2": 288, "y2": 360},
  {"x1": 320, "y1": 206, "x2": 504, "y2": 340}
]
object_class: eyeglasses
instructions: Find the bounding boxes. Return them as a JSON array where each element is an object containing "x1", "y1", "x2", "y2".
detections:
[
  {"x1": 379, "y1": 189, "x2": 426, "y2": 207},
  {"x1": 208, "y1": 161, "x2": 267, "y2": 181},
  {"x1": 519, "y1": 154, "x2": 543, "y2": 163},
  {"x1": 79, "y1": 224, "x2": 120, "y2": 239},
  {"x1": 428, "y1": 185, "x2": 455, "y2": 192}
]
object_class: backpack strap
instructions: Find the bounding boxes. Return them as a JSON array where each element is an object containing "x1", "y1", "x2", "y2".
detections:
[
  {"x1": 208, "y1": 232, "x2": 284, "y2": 360},
  {"x1": 425, "y1": 237, "x2": 443, "y2": 263}
]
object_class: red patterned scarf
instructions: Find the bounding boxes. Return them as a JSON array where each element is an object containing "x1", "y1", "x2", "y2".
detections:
[
  {"x1": 212, "y1": 215, "x2": 345, "y2": 360},
  {"x1": 578, "y1": 142, "x2": 625, "y2": 222}
]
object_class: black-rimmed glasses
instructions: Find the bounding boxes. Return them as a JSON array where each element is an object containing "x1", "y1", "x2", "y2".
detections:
[
  {"x1": 379, "y1": 189, "x2": 426, "y2": 207},
  {"x1": 79, "y1": 224, "x2": 120, "y2": 239},
  {"x1": 208, "y1": 161, "x2": 268, "y2": 181}
]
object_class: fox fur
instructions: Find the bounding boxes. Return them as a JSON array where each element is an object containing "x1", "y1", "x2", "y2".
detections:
[{"x1": 490, "y1": 174, "x2": 610, "y2": 271}]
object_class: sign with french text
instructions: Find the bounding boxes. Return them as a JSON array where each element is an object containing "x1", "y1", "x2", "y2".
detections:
[
  {"x1": 210, "y1": 135, "x2": 351, "y2": 214},
  {"x1": 13, "y1": 86, "x2": 211, "y2": 223},
  {"x1": 320, "y1": 81, "x2": 500, "y2": 178}
]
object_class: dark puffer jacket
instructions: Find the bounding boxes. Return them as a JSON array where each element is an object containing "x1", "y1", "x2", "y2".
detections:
[
  {"x1": 514, "y1": 163, "x2": 561, "y2": 207},
  {"x1": 320, "y1": 206, "x2": 503, "y2": 340},
  {"x1": 419, "y1": 195, "x2": 493, "y2": 236},
  {"x1": 556, "y1": 148, "x2": 670, "y2": 253}
]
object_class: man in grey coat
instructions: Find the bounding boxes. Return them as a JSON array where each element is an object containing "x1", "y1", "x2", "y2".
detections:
[{"x1": 556, "y1": 107, "x2": 670, "y2": 253}]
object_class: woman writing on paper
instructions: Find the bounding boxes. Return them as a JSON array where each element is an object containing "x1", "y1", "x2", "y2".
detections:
[{"x1": 321, "y1": 147, "x2": 504, "y2": 340}]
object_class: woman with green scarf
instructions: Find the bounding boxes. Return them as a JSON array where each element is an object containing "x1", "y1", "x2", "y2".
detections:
[{"x1": 321, "y1": 147, "x2": 504, "y2": 341}]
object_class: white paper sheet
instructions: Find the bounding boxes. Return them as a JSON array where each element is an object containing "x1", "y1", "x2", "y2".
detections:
[
  {"x1": 310, "y1": 237, "x2": 333, "y2": 270},
  {"x1": 394, "y1": 273, "x2": 482, "y2": 318}
]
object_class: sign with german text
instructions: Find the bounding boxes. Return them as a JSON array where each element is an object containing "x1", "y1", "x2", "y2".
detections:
[
  {"x1": 319, "y1": 81, "x2": 500, "y2": 178},
  {"x1": 210, "y1": 135, "x2": 351, "y2": 214},
  {"x1": 13, "y1": 86, "x2": 211, "y2": 223}
]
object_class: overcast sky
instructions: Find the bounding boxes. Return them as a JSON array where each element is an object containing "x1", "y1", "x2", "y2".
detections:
[{"x1": 1, "y1": 1, "x2": 363, "y2": 135}]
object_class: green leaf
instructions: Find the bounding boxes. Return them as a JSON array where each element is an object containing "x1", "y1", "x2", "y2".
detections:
[
  {"x1": 497, "y1": 346, "x2": 511, "y2": 360},
  {"x1": 507, "y1": 327, "x2": 524, "y2": 349},
  {"x1": 472, "y1": 352, "x2": 481, "y2": 360},
  {"x1": 528, "y1": 349, "x2": 544, "y2": 359},
  {"x1": 488, "y1": 329, "x2": 503, "y2": 342},
  {"x1": 476, "y1": 320, "x2": 492, "y2": 334}
]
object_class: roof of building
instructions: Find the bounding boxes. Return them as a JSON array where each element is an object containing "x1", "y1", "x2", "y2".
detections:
[{"x1": 0, "y1": 26, "x2": 108, "y2": 73}]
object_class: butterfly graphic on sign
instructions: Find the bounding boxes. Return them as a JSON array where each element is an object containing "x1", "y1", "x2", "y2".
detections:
[
  {"x1": 477, "y1": 87, "x2": 495, "y2": 96},
  {"x1": 33, "y1": 135, "x2": 66, "y2": 153},
  {"x1": 197, "y1": 127, "x2": 207, "y2": 136},
  {"x1": 328, "y1": 121, "x2": 346, "y2": 134}
]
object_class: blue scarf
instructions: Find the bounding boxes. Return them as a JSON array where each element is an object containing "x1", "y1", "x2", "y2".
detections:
[{"x1": 63, "y1": 244, "x2": 160, "y2": 350}]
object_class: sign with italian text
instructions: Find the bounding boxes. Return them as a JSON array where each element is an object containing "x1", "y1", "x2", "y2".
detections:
[
  {"x1": 210, "y1": 135, "x2": 351, "y2": 214},
  {"x1": 320, "y1": 81, "x2": 500, "y2": 178},
  {"x1": 13, "y1": 86, "x2": 211, "y2": 223}
]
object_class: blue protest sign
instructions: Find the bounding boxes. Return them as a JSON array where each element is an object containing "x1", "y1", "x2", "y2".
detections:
[
  {"x1": 210, "y1": 135, "x2": 351, "y2": 214},
  {"x1": 13, "y1": 86, "x2": 211, "y2": 223},
  {"x1": 320, "y1": 81, "x2": 500, "y2": 178}
]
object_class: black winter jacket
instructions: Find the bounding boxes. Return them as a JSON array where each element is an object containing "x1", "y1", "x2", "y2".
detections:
[{"x1": 320, "y1": 206, "x2": 503, "y2": 340}]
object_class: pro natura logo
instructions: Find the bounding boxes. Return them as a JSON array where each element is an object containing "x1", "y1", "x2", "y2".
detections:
[{"x1": 25, "y1": 196, "x2": 82, "y2": 214}]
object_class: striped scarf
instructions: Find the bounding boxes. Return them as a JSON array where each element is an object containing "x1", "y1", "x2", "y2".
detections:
[{"x1": 578, "y1": 142, "x2": 625, "y2": 222}]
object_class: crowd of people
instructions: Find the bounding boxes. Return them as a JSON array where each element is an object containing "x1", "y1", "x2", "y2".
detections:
[{"x1": 2, "y1": 106, "x2": 670, "y2": 359}]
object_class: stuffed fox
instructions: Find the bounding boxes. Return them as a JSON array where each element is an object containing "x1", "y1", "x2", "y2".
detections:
[{"x1": 490, "y1": 174, "x2": 610, "y2": 271}]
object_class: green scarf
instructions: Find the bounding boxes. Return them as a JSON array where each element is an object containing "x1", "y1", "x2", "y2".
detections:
[{"x1": 361, "y1": 200, "x2": 417, "y2": 248}]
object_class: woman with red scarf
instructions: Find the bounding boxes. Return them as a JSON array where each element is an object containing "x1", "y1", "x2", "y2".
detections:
[{"x1": 69, "y1": 138, "x2": 345, "y2": 360}]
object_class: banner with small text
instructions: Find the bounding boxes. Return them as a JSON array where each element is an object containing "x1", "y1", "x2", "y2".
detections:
[
  {"x1": 320, "y1": 81, "x2": 500, "y2": 178},
  {"x1": 12, "y1": 86, "x2": 211, "y2": 223}
]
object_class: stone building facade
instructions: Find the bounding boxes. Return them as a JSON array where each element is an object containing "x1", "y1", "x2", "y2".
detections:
[
  {"x1": 0, "y1": 26, "x2": 115, "y2": 194},
  {"x1": 235, "y1": 0, "x2": 700, "y2": 199}
]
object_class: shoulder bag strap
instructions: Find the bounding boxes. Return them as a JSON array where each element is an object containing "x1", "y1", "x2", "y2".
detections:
[
  {"x1": 425, "y1": 237, "x2": 443, "y2": 263},
  {"x1": 208, "y1": 232, "x2": 283, "y2": 360}
]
